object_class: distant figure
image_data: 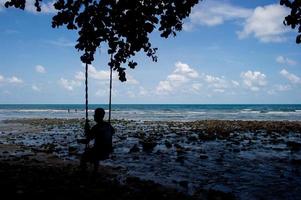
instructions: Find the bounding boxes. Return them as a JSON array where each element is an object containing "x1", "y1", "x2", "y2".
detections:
[
  {"x1": 79, "y1": 108, "x2": 115, "y2": 173},
  {"x1": 75, "y1": 109, "x2": 77, "y2": 113},
  {"x1": 68, "y1": 109, "x2": 70, "y2": 113}
]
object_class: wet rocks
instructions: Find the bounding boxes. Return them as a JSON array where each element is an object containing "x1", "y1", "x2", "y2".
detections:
[
  {"x1": 176, "y1": 155, "x2": 185, "y2": 163},
  {"x1": 2, "y1": 118, "x2": 301, "y2": 199},
  {"x1": 40, "y1": 143, "x2": 56, "y2": 154},
  {"x1": 129, "y1": 144, "x2": 140, "y2": 153},
  {"x1": 187, "y1": 134, "x2": 198, "y2": 142},
  {"x1": 291, "y1": 159, "x2": 301, "y2": 165},
  {"x1": 164, "y1": 140, "x2": 172, "y2": 148},
  {"x1": 287, "y1": 141, "x2": 301, "y2": 151},
  {"x1": 179, "y1": 180, "x2": 188, "y2": 188},
  {"x1": 175, "y1": 144, "x2": 186, "y2": 154},
  {"x1": 140, "y1": 139, "x2": 157, "y2": 152},
  {"x1": 68, "y1": 146, "x2": 78, "y2": 155},
  {"x1": 198, "y1": 133, "x2": 216, "y2": 141},
  {"x1": 207, "y1": 188, "x2": 235, "y2": 200},
  {"x1": 199, "y1": 154, "x2": 208, "y2": 159}
]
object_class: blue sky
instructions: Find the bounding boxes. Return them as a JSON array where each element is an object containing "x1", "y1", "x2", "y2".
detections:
[{"x1": 0, "y1": 0, "x2": 300, "y2": 104}]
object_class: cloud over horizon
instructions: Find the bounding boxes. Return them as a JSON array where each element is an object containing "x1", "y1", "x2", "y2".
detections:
[
  {"x1": 280, "y1": 69, "x2": 301, "y2": 84},
  {"x1": 241, "y1": 70, "x2": 267, "y2": 91},
  {"x1": 276, "y1": 56, "x2": 297, "y2": 66},
  {"x1": 156, "y1": 62, "x2": 199, "y2": 94}
]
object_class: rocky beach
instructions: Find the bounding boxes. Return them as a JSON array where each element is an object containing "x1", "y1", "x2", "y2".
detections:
[{"x1": 0, "y1": 118, "x2": 301, "y2": 199}]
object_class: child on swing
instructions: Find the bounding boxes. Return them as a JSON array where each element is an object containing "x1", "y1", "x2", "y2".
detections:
[{"x1": 79, "y1": 108, "x2": 115, "y2": 173}]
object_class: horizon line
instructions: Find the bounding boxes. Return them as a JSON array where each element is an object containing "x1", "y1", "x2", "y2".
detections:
[{"x1": 0, "y1": 103, "x2": 301, "y2": 105}]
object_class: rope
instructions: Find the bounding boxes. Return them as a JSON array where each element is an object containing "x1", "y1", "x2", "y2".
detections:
[
  {"x1": 109, "y1": 54, "x2": 113, "y2": 124},
  {"x1": 85, "y1": 63, "x2": 89, "y2": 131}
]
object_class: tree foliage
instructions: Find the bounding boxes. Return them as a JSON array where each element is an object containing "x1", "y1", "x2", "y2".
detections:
[
  {"x1": 5, "y1": 0, "x2": 199, "y2": 81},
  {"x1": 280, "y1": 0, "x2": 301, "y2": 44}
]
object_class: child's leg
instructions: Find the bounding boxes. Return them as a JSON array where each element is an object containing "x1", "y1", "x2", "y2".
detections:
[{"x1": 80, "y1": 149, "x2": 92, "y2": 171}]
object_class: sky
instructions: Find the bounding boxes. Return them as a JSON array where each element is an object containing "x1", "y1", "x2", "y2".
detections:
[{"x1": 0, "y1": 0, "x2": 301, "y2": 104}]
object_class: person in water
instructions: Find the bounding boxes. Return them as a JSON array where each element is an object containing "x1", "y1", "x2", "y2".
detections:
[{"x1": 80, "y1": 108, "x2": 115, "y2": 172}]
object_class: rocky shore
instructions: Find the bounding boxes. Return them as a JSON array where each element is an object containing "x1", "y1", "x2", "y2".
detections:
[{"x1": 1, "y1": 118, "x2": 301, "y2": 199}]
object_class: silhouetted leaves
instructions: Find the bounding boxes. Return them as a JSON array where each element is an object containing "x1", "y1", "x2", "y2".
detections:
[
  {"x1": 280, "y1": 0, "x2": 301, "y2": 44},
  {"x1": 5, "y1": 0, "x2": 199, "y2": 81}
]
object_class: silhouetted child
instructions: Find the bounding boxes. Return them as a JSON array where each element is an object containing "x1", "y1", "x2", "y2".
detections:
[{"x1": 79, "y1": 108, "x2": 115, "y2": 173}]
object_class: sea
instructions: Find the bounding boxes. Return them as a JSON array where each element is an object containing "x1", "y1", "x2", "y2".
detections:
[{"x1": 0, "y1": 104, "x2": 301, "y2": 121}]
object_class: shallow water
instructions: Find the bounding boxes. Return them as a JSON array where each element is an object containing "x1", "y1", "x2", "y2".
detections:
[{"x1": 0, "y1": 119, "x2": 301, "y2": 199}]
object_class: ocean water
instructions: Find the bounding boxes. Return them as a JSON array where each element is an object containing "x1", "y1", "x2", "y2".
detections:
[{"x1": 0, "y1": 104, "x2": 301, "y2": 121}]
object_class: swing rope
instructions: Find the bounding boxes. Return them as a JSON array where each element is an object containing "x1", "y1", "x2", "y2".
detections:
[
  {"x1": 108, "y1": 54, "x2": 113, "y2": 124},
  {"x1": 85, "y1": 63, "x2": 89, "y2": 127}
]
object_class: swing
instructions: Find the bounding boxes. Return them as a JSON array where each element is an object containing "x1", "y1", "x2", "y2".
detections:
[
  {"x1": 85, "y1": 55, "x2": 113, "y2": 126},
  {"x1": 78, "y1": 60, "x2": 114, "y2": 171},
  {"x1": 78, "y1": 60, "x2": 113, "y2": 148}
]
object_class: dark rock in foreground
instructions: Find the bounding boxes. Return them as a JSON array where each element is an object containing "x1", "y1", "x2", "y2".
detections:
[{"x1": 0, "y1": 160, "x2": 194, "y2": 200}]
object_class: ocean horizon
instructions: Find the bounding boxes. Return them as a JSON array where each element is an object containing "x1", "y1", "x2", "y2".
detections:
[{"x1": 1, "y1": 104, "x2": 301, "y2": 121}]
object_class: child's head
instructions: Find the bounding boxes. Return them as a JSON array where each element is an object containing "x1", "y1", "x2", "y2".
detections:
[{"x1": 94, "y1": 108, "x2": 105, "y2": 123}]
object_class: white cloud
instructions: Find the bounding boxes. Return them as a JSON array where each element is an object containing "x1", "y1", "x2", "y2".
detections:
[
  {"x1": 184, "y1": 1, "x2": 251, "y2": 29},
  {"x1": 45, "y1": 38, "x2": 76, "y2": 47},
  {"x1": 237, "y1": 4, "x2": 289, "y2": 43},
  {"x1": 276, "y1": 84, "x2": 291, "y2": 91},
  {"x1": 156, "y1": 63, "x2": 241, "y2": 95},
  {"x1": 0, "y1": 74, "x2": 4, "y2": 83},
  {"x1": 95, "y1": 88, "x2": 108, "y2": 97},
  {"x1": 276, "y1": 56, "x2": 296, "y2": 66},
  {"x1": 231, "y1": 80, "x2": 240, "y2": 87},
  {"x1": 156, "y1": 80, "x2": 173, "y2": 94},
  {"x1": 241, "y1": 70, "x2": 267, "y2": 91},
  {"x1": 0, "y1": 0, "x2": 6, "y2": 11},
  {"x1": 88, "y1": 65, "x2": 111, "y2": 80},
  {"x1": 24, "y1": 0, "x2": 56, "y2": 14},
  {"x1": 7, "y1": 76, "x2": 23, "y2": 84},
  {"x1": 59, "y1": 78, "x2": 81, "y2": 91},
  {"x1": 184, "y1": 2, "x2": 290, "y2": 43},
  {"x1": 167, "y1": 74, "x2": 188, "y2": 82},
  {"x1": 35, "y1": 65, "x2": 46, "y2": 73},
  {"x1": 213, "y1": 88, "x2": 225, "y2": 93},
  {"x1": 204, "y1": 75, "x2": 228, "y2": 89},
  {"x1": 127, "y1": 91, "x2": 136, "y2": 98},
  {"x1": 60, "y1": 63, "x2": 139, "y2": 92},
  {"x1": 280, "y1": 69, "x2": 301, "y2": 84},
  {"x1": 173, "y1": 62, "x2": 199, "y2": 78},
  {"x1": 139, "y1": 86, "x2": 148, "y2": 96},
  {"x1": 0, "y1": 74, "x2": 23, "y2": 85},
  {"x1": 79, "y1": 64, "x2": 138, "y2": 84},
  {"x1": 191, "y1": 83, "x2": 202, "y2": 93},
  {"x1": 204, "y1": 75, "x2": 240, "y2": 91},
  {"x1": 126, "y1": 74, "x2": 139, "y2": 85},
  {"x1": 32, "y1": 85, "x2": 41, "y2": 92},
  {"x1": 156, "y1": 62, "x2": 199, "y2": 94},
  {"x1": 0, "y1": 0, "x2": 56, "y2": 13},
  {"x1": 268, "y1": 84, "x2": 291, "y2": 95},
  {"x1": 95, "y1": 87, "x2": 117, "y2": 97},
  {"x1": 75, "y1": 71, "x2": 85, "y2": 81}
]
